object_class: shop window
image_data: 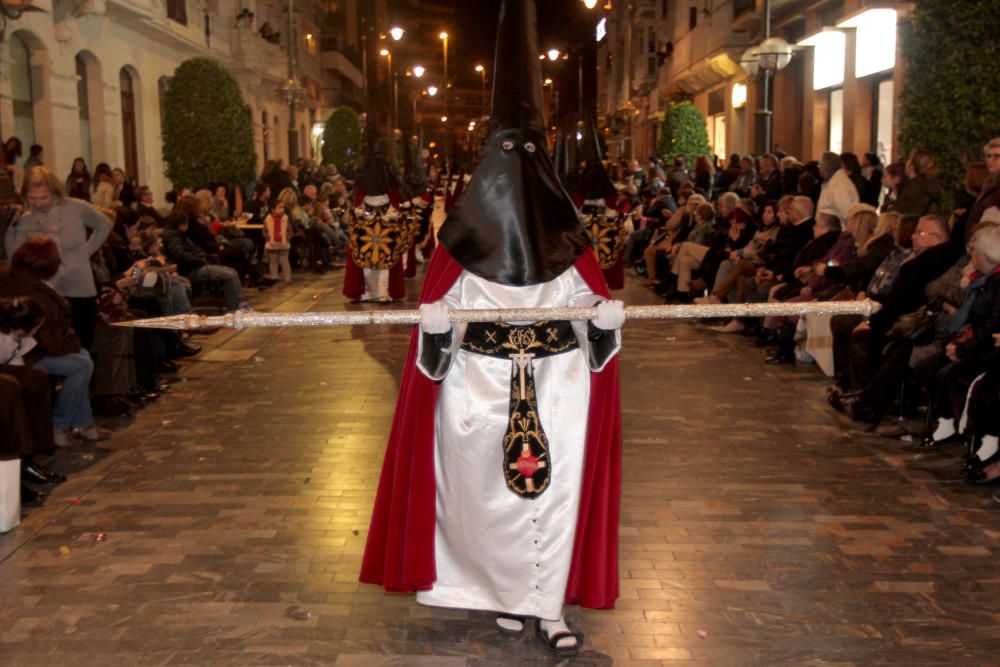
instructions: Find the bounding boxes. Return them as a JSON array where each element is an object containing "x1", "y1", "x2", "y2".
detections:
[
  {"x1": 828, "y1": 87, "x2": 844, "y2": 155},
  {"x1": 873, "y1": 77, "x2": 894, "y2": 164},
  {"x1": 798, "y1": 30, "x2": 845, "y2": 91}
]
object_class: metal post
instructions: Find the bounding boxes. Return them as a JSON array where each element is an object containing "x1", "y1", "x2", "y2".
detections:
[
  {"x1": 756, "y1": 0, "x2": 773, "y2": 154},
  {"x1": 287, "y1": 0, "x2": 298, "y2": 164},
  {"x1": 442, "y1": 35, "x2": 449, "y2": 167}
]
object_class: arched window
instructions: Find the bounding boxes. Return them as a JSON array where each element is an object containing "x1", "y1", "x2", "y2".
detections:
[
  {"x1": 10, "y1": 33, "x2": 35, "y2": 147},
  {"x1": 120, "y1": 67, "x2": 139, "y2": 180},
  {"x1": 75, "y1": 53, "x2": 98, "y2": 167}
]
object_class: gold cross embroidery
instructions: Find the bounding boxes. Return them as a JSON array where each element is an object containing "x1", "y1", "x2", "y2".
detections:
[
  {"x1": 485, "y1": 329, "x2": 497, "y2": 344},
  {"x1": 546, "y1": 327, "x2": 559, "y2": 343},
  {"x1": 509, "y1": 349, "x2": 534, "y2": 400}
]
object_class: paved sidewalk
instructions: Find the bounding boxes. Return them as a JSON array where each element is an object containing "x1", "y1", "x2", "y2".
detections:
[{"x1": 1, "y1": 268, "x2": 997, "y2": 666}]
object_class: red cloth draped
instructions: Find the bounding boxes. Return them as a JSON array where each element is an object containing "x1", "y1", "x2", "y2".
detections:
[
  {"x1": 603, "y1": 256, "x2": 624, "y2": 290},
  {"x1": 359, "y1": 246, "x2": 621, "y2": 609},
  {"x1": 405, "y1": 246, "x2": 417, "y2": 278}
]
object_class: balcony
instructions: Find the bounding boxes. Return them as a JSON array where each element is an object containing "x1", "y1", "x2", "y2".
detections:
[{"x1": 230, "y1": 24, "x2": 287, "y2": 82}]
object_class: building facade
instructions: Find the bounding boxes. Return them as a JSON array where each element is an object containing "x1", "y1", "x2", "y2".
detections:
[
  {"x1": 598, "y1": 0, "x2": 909, "y2": 165},
  {"x1": 1, "y1": 0, "x2": 363, "y2": 200}
]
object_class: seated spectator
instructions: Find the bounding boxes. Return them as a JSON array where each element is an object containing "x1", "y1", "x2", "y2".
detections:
[
  {"x1": 161, "y1": 212, "x2": 250, "y2": 313},
  {"x1": 0, "y1": 236, "x2": 110, "y2": 446},
  {"x1": 834, "y1": 215, "x2": 961, "y2": 403},
  {"x1": 750, "y1": 154, "x2": 782, "y2": 204},
  {"x1": 670, "y1": 193, "x2": 753, "y2": 302},
  {"x1": 135, "y1": 186, "x2": 166, "y2": 226},
  {"x1": 918, "y1": 224, "x2": 1000, "y2": 449},
  {"x1": 697, "y1": 197, "x2": 788, "y2": 309},
  {"x1": 0, "y1": 296, "x2": 64, "y2": 502},
  {"x1": 729, "y1": 156, "x2": 756, "y2": 197},
  {"x1": 210, "y1": 185, "x2": 231, "y2": 221}
]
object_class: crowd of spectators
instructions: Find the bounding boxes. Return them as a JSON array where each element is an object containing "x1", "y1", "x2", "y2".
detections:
[
  {"x1": 0, "y1": 151, "x2": 360, "y2": 508},
  {"x1": 613, "y1": 139, "x2": 1000, "y2": 489}
]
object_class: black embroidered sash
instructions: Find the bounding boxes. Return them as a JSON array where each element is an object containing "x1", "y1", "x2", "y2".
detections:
[{"x1": 461, "y1": 320, "x2": 578, "y2": 499}]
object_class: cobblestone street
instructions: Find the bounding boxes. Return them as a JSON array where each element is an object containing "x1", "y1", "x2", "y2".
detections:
[{"x1": 1, "y1": 270, "x2": 998, "y2": 666}]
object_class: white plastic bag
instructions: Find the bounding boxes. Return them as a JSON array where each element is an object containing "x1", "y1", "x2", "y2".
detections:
[{"x1": 0, "y1": 459, "x2": 20, "y2": 533}]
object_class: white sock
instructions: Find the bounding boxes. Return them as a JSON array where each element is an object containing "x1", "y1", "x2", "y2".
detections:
[
  {"x1": 932, "y1": 418, "x2": 955, "y2": 441},
  {"x1": 496, "y1": 615, "x2": 523, "y2": 633},
  {"x1": 540, "y1": 615, "x2": 577, "y2": 649},
  {"x1": 976, "y1": 435, "x2": 999, "y2": 462}
]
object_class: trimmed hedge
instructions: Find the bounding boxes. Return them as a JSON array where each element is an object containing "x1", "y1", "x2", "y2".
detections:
[
  {"x1": 161, "y1": 58, "x2": 256, "y2": 187},
  {"x1": 898, "y1": 0, "x2": 1000, "y2": 203},
  {"x1": 321, "y1": 107, "x2": 362, "y2": 168},
  {"x1": 657, "y1": 100, "x2": 711, "y2": 166}
]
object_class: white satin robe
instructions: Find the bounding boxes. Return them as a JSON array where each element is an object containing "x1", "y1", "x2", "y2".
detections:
[{"x1": 415, "y1": 267, "x2": 617, "y2": 621}]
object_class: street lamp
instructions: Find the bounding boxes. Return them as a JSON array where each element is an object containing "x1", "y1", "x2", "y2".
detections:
[
  {"x1": 413, "y1": 65, "x2": 425, "y2": 78},
  {"x1": 380, "y1": 48, "x2": 398, "y2": 137},
  {"x1": 389, "y1": 26, "x2": 404, "y2": 41},
  {"x1": 440, "y1": 30, "x2": 449, "y2": 165},
  {"x1": 738, "y1": 0, "x2": 793, "y2": 153},
  {"x1": 427, "y1": 85, "x2": 438, "y2": 96},
  {"x1": 582, "y1": 0, "x2": 598, "y2": 8},
  {"x1": 547, "y1": 48, "x2": 560, "y2": 61},
  {"x1": 278, "y1": 0, "x2": 308, "y2": 163}
]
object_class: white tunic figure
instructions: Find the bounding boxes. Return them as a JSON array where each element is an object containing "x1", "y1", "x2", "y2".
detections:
[{"x1": 414, "y1": 268, "x2": 620, "y2": 621}]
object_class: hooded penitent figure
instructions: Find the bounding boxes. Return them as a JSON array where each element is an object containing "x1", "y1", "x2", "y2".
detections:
[
  {"x1": 574, "y1": 114, "x2": 627, "y2": 290},
  {"x1": 342, "y1": 137, "x2": 406, "y2": 302},
  {"x1": 360, "y1": 0, "x2": 623, "y2": 657}
]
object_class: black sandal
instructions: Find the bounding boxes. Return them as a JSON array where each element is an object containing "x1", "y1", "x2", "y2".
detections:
[
  {"x1": 495, "y1": 613, "x2": 526, "y2": 636},
  {"x1": 536, "y1": 621, "x2": 583, "y2": 658}
]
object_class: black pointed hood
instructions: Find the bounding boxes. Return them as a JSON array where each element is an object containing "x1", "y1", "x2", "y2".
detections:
[
  {"x1": 403, "y1": 130, "x2": 428, "y2": 199},
  {"x1": 553, "y1": 130, "x2": 567, "y2": 183},
  {"x1": 576, "y1": 113, "x2": 616, "y2": 201},
  {"x1": 437, "y1": 0, "x2": 589, "y2": 286}
]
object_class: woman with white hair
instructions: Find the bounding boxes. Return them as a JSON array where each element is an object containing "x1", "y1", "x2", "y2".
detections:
[{"x1": 920, "y1": 223, "x2": 1000, "y2": 455}]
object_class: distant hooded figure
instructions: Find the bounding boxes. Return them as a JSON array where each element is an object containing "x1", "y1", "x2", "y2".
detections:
[
  {"x1": 360, "y1": 0, "x2": 624, "y2": 659},
  {"x1": 573, "y1": 114, "x2": 627, "y2": 290},
  {"x1": 342, "y1": 143, "x2": 406, "y2": 303}
]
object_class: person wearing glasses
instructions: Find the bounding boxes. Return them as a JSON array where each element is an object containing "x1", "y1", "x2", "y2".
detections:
[{"x1": 965, "y1": 138, "x2": 1000, "y2": 239}]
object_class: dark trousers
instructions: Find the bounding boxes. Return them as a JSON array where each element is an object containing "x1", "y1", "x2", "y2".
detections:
[
  {"x1": 935, "y1": 359, "x2": 985, "y2": 420},
  {"x1": 67, "y1": 296, "x2": 98, "y2": 350},
  {"x1": 832, "y1": 314, "x2": 865, "y2": 388},
  {"x1": 0, "y1": 365, "x2": 54, "y2": 457}
]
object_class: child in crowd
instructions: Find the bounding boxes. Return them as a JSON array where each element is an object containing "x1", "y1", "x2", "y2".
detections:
[{"x1": 264, "y1": 200, "x2": 292, "y2": 284}]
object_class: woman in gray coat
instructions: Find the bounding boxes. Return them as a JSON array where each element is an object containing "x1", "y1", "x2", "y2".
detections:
[{"x1": 5, "y1": 166, "x2": 112, "y2": 349}]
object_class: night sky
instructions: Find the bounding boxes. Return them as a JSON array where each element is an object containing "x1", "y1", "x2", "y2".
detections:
[{"x1": 436, "y1": 0, "x2": 597, "y2": 100}]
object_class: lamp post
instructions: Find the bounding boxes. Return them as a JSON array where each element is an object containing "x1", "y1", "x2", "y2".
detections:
[
  {"x1": 440, "y1": 31, "x2": 449, "y2": 166},
  {"x1": 475, "y1": 64, "x2": 486, "y2": 116},
  {"x1": 740, "y1": 0, "x2": 792, "y2": 154},
  {"x1": 278, "y1": 0, "x2": 309, "y2": 164},
  {"x1": 380, "y1": 48, "x2": 396, "y2": 137}
]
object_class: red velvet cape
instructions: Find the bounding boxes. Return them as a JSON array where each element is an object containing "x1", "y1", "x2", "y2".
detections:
[{"x1": 359, "y1": 246, "x2": 622, "y2": 609}]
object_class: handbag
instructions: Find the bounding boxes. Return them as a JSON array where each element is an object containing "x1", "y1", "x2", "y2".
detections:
[
  {"x1": 134, "y1": 265, "x2": 172, "y2": 299},
  {"x1": 887, "y1": 305, "x2": 936, "y2": 344},
  {"x1": 97, "y1": 287, "x2": 129, "y2": 324}
]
